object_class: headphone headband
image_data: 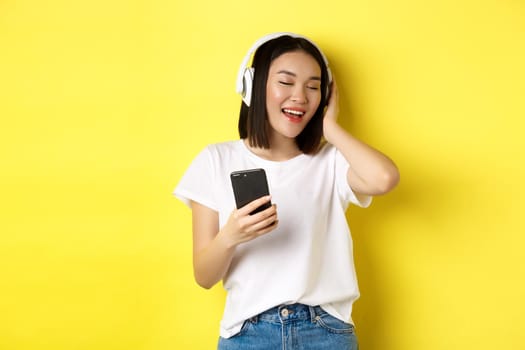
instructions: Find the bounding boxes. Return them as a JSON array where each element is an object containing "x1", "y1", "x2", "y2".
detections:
[{"x1": 236, "y1": 32, "x2": 332, "y2": 106}]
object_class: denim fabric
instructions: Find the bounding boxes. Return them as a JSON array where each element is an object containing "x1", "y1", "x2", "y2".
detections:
[{"x1": 217, "y1": 304, "x2": 358, "y2": 350}]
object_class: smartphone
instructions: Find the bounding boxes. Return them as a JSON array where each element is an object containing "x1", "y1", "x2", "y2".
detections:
[{"x1": 230, "y1": 168, "x2": 271, "y2": 215}]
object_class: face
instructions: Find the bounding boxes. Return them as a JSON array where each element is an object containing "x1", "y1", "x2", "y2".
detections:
[{"x1": 265, "y1": 50, "x2": 322, "y2": 142}]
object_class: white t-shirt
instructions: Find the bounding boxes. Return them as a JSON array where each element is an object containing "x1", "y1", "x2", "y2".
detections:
[{"x1": 174, "y1": 140, "x2": 371, "y2": 338}]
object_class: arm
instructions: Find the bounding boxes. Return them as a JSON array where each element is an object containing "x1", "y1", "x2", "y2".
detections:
[
  {"x1": 190, "y1": 196, "x2": 278, "y2": 289},
  {"x1": 323, "y1": 80, "x2": 400, "y2": 196}
]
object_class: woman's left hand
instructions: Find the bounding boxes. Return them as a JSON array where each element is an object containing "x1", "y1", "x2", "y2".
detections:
[
  {"x1": 323, "y1": 78, "x2": 340, "y2": 142},
  {"x1": 321, "y1": 76, "x2": 400, "y2": 196}
]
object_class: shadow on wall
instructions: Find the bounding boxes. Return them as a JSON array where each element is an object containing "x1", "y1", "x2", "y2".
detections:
[
  {"x1": 346, "y1": 155, "x2": 466, "y2": 349},
  {"x1": 329, "y1": 57, "x2": 467, "y2": 348}
]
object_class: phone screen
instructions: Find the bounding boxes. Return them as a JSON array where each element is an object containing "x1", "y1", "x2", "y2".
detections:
[{"x1": 230, "y1": 168, "x2": 271, "y2": 215}]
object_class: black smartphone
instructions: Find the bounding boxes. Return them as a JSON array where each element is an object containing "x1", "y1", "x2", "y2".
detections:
[{"x1": 230, "y1": 168, "x2": 271, "y2": 215}]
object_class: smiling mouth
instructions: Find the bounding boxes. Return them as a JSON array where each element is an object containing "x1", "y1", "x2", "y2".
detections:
[{"x1": 282, "y1": 108, "x2": 305, "y2": 120}]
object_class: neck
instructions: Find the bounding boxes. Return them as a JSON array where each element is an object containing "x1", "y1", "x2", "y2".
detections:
[{"x1": 244, "y1": 136, "x2": 302, "y2": 161}]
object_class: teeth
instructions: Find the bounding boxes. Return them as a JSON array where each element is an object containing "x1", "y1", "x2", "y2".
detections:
[{"x1": 283, "y1": 109, "x2": 305, "y2": 116}]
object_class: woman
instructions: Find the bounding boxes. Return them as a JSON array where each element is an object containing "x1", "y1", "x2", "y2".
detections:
[{"x1": 174, "y1": 32, "x2": 399, "y2": 349}]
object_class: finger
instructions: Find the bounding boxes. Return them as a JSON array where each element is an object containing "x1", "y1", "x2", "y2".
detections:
[
  {"x1": 240, "y1": 219, "x2": 277, "y2": 240},
  {"x1": 253, "y1": 219, "x2": 279, "y2": 237},
  {"x1": 330, "y1": 80, "x2": 338, "y2": 100},
  {"x1": 236, "y1": 204, "x2": 276, "y2": 232},
  {"x1": 249, "y1": 203, "x2": 276, "y2": 220},
  {"x1": 235, "y1": 219, "x2": 278, "y2": 244},
  {"x1": 238, "y1": 195, "x2": 272, "y2": 216},
  {"x1": 250, "y1": 212, "x2": 278, "y2": 232}
]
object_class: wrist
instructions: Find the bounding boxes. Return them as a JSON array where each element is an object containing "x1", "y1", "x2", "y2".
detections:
[
  {"x1": 323, "y1": 118, "x2": 341, "y2": 144},
  {"x1": 216, "y1": 229, "x2": 238, "y2": 250}
]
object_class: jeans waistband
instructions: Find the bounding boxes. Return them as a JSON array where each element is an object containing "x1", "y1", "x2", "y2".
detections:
[{"x1": 251, "y1": 303, "x2": 325, "y2": 324}]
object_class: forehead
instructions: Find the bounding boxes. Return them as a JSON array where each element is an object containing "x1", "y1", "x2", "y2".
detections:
[{"x1": 268, "y1": 50, "x2": 321, "y2": 76}]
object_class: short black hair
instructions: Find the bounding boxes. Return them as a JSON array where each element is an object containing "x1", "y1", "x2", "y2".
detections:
[{"x1": 238, "y1": 35, "x2": 330, "y2": 154}]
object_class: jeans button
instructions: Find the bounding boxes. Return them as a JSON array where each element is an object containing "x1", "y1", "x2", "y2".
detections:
[{"x1": 280, "y1": 308, "x2": 289, "y2": 317}]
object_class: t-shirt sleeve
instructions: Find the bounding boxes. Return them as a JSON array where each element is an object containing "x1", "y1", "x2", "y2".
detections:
[
  {"x1": 173, "y1": 146, "x2": 218, "y2": 211},
  {"x1": 334, "y1": 149, "x2": 372, "y2": 209}
]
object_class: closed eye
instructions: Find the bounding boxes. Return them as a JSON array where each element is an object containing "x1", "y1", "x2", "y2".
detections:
[{"x1": 279, "y1": 81, "x2": 293, "y2": 86}]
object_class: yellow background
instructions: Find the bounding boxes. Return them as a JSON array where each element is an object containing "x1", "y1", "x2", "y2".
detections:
[{"x1": 1, "y1": 0, "x2": 524, "y2": 349}]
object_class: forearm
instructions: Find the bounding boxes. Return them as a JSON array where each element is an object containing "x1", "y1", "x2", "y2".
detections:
[
  {"x1": 324, "y1": 119, "x2": 399, "y2": 195},
  {"x1": 193, "y1": 230, "x2": 236, "y2": 289}
]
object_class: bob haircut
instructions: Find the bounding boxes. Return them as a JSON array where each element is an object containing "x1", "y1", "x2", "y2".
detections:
[{"x1": 238, "y1": 35, "x2": 330, "y2": 155}]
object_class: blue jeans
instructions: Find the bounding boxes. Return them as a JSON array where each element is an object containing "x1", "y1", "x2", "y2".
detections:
[{"x1": 218, "y1": 304, "x2": 358, "y2": 350}]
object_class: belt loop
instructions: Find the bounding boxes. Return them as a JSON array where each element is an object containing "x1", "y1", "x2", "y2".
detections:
[{"x1": 308, "y1": 305, "x2": 317, "y2": 323}]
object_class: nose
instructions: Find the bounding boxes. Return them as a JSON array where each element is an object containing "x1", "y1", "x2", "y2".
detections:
[{"x1": 291, "y1": 86, "x2": 308, "y2": 104}]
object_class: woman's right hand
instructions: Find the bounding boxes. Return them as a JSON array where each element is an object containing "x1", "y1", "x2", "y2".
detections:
[
  {"x1": 190, "y1": 196, "x2": 277, "y2": 289},
  {"x1": 219, "y1": 195, "x2": 278, "y2": 247}
]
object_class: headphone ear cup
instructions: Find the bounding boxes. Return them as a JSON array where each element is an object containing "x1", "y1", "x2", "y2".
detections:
[{"x1": 242, "y1": 67, "x2": 254, "y2": 106}]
